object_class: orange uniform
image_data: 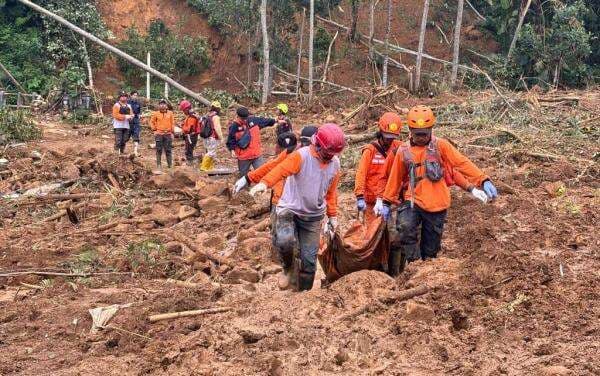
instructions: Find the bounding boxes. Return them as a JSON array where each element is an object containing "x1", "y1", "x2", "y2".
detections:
[
  {"x1": 247, "y1": 150, "x2": 289, "y2": 205},
  {"x1": 354, "y1": 140, "x2": 402, "y2": 204},
  {"x1": 112, "y1": 103, "x2": 130, "y2": 122},
  {"x1": 150, "y1": 111, "x2": 175, "y2": 135},
  {"x1": 383, "y1": 137, "x2": 487, "y2": 212},
  {"x1": 261, "y1": 147, "x2": 340, "y2": 217},
  {"x1": 181, "y1": 114, "x2": 200, "y2": 134}
]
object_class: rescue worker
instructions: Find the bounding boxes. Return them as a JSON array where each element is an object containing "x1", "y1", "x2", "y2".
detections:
[
  {"x1": 381, "y1": 105, "x2": 498, "y2": 271},
  {"x1": 226, "y1": 107, "x2": 276, "y2": 177},
  {"x1": 275, "y1": 103, "x2": 293, "y2": 136},
  {"x1": 249, "y1": 123, "x2": 346, "y2": 291},
  {"x1": 299, "y1": 125, "x2": 318, "y2": 147},
  {"x1": 354, "y1": 112, "x2": 403, "y2": 275},
  {"x1": 199, "y1": 101, "x2": 224, "y2": 171},
  {"x1": 112, "y1": 91, "x2": 133, "y2": 155},
  {"x1": 128, "y1": 91, "x2": 142, "y2": 156},
  {"x1": 150, "y1": 99, "x2": 175, "y2": 170},
  {"x1": 179, "y1": 100, "x2": 200, "y2": 165}
]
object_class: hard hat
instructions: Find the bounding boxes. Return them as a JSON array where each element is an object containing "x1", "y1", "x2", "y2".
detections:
[
  {"x1": 378, "y1": 112, "x2": 402, "y2": 138},
  {"x1": 211, "y1": 100, "x2": 222, "y2": 109},
  {"x1": 313, "y1": 123, "x2": 346, "y2": 154},
  {"x1": 179, "y1": 100, "x2": 192, "y2": 111},
  {"x1": 407, "y1": 105, "x2": 436, "y2": 129},
  {"x1": 118, "y1": 91, "x2": 128, "y2": 99},
  {"x1": 277, "y1": 132, "x2": 298, "y2": 153},
  {"x1": 276, "y1": 103, "x2": 289, "y2": 114}
]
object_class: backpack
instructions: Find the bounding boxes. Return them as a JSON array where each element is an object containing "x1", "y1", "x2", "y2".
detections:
[
  {"x1": 276, "y1": 117, "x2": 293, "y2": 136},
  {"x1": 118, "y1": 103, "x2": 131, "y2": 115},
  {"x1": 199, "y1": 114, "x2": 214, "y2": 139}
]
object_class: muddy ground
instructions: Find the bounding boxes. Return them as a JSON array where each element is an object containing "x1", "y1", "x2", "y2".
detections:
[{"x1": 0, "y1": 92, "x2": 599, "y2": 375}]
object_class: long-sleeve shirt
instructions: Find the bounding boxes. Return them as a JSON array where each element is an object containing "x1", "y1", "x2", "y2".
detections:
[
  {"x1": 150, "y1": 110, "x2": 175, "y2": 135},
  {"x1": 127, "y1": 99, "x2": 142, "y2": 120},
  {"x1": 226, "y1": 116, "x2": 276, "y2": 160},
  {"x1": 261, "y1": 146, "x2": 340, "y2": 218},
  {"x1": 383, "y1": 137, "x2": 488, "y2": 212},
  {"x1": 112, "y1": 102, "x2": 132, "y2": 129},
  {"x1": 354, "y1": 140, "x2": 402, "y2": 204},
  {"x1": 247, "y1": 150, "x2": 290, "y2": 204}
]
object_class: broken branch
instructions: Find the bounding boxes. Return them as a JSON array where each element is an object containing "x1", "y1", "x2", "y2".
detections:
[{"x1": 148, "y1": 307, "x2": 231, "y2": 323}]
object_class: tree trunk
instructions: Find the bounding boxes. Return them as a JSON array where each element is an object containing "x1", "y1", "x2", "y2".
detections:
[
  {"x1": 308, "y1": 0, "x2": 315, "y2": 104},
  {"x1": 382, "y1": 0, "x2": 391, "y2": 87},
  {"x1": 415, "y1": 0, "x2": 430, "y2": 91},
  {"x1": 350, "y1": 0, "x2": 360, "y2": 42},
  {"x1": 507, "y1": 0, "x2": 533, "y2": 61},
  {"x1": 260, "y1": 0, "x2": 270, "y2": 104},
  {"x1": 451, "y1": 0, "x2": 464, "y2": 87},
  {"x1": 369, "y1": 0, "x2": 375, "y2": 59},
  {"x1": 146, "y1": 52, "x2": 151, "y2": 100},
  {"x1": 296, "y1": 7, "x2": 306, "y2": 98},
  {"x1": 17, "y1": 0, "x2": 211, "y2": 105},
  {"x1": 0, "y1": 60, "x2": 27, "y2": 94}
]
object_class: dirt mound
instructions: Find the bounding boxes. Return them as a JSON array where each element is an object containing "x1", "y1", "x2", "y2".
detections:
[{"x1": 328, "y1": 269, "x2": 395, "y2": 304}]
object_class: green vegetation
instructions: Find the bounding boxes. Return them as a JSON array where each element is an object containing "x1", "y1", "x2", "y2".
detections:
[
  {"x1": 125, "y1": 240, "x2": 166, "y2": 273},
  {"x1": 116, "y1": 19, "x2": 211, "y2": 88},
  {"x1": 0, "y1": 109, "x2": 42, "y2": 144},
  {"x1": 0, "y1": 0, "x2": 109, "y2": 95},
  {"x1": 470, "y1": 0, "x2": 598, "y2": 88}
]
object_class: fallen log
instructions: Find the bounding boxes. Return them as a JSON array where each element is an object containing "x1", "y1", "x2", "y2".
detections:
[
  {"x1": 246, "y1": 203, "x2": 271, "y2": 219},
  {"x1": 273, "y1": 65, "x2": 363, "y2": 95},
  {"x1": 163, "y1": 229, "x2": 229, "y2": 266},
  {"x1": 339, "y1": 284, "x2": 429, "y2": 321},
  {"x1": 164, "y1": 278, "x2": 201, "y2": 289},
  {"x1": 148, "y1": 307, "x2": 231, "y2": 323}
]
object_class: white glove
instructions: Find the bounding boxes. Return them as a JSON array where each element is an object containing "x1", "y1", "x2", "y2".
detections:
[
  {"x1": 373, "y1": 198, "x2": 384, "y2": 216},
  {"x1": 471, "y1": 188, "x2": 489, "y2": 203},
  {"x1": 233, "y1": 177, "x2": 248, "y2": 194},
  {"x1": 249, "y1": 182, "x2": 267, "y2": 196}
]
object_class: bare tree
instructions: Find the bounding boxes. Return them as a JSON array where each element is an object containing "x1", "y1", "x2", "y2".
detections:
[
  {"x1": 382, "y1": 0, "x2": 391, "y2": 87},
  {"x1": 308, "y1": 0, "x2": 315, "y2": 103},
  {"x1": 368, "y1": 0, "x2": 375, "y2": 59},
  {"x1": 350, "y1": 0, "x2": 360, "y2": 42},
  {"x1": 296, "y1": 7, "x2": 306, "y2": 98},
  {"x1": 507, "y1": 0, "x2": 533, "y2": 61},
  {"x1": 260, "y1": 0, "x2": 270, "y2": 104},
  {"x1": 415, "y1": 0, "x2": 430, "y2": 91},
  {"x1": 451, "y1": 0, "x2": 464, "y2": 87}
]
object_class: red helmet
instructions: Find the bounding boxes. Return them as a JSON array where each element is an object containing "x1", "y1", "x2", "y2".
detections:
[
  {"x1": 179, "y1": 100, "x2": 192, "y2": 111},
  {"x1": 314, "y1": 123, "x2": 346, "y2": 154}
]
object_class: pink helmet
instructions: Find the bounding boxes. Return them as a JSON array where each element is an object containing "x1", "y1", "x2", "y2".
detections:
[
  {"x1": 179, "y1": 100, "x2": 192, "y2": 111},
  {"x1": 313, "y1": 123, "x2": 346, "y2": 154}
]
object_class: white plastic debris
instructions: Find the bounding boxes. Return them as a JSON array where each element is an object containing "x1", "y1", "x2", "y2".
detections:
[{"x1": 88, "y1": 303, "x2": 132, "y2": 334}]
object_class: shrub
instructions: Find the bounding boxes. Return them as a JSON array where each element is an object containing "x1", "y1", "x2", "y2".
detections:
[{"x1": 0, "y1": 109, "x2": 42, "y2": 144}]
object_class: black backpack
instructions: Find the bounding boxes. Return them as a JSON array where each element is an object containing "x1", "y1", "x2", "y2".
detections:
[
  {"x1": 199, "y1": 114, "x2": 214, "y2": 139},
  {"x1": 118, "y1": 103, "x2": 131, "y2": 115},
  {"x1": 236, "y1": 121, "x2": 254, "y2": 150}
]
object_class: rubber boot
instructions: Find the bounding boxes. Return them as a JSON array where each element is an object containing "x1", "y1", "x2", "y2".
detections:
[
  {"x1": 200, "y1": 155, "x2": 214, "y2": 171},
  {"x1": 388, "y1": 250, "x2": 405, "y2": 277},
  {"x1": 297, "y1": 271, "x2": 315, "y2": 292},
  {"x1": 133, "y1": 142, "x2": 139, "y2": 157},
  {"x1": 277, "y1": 252, "x2": 293, "y2": 290}
]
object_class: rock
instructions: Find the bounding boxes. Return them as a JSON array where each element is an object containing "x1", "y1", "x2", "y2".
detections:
[
  {"x1": 177, "y1": 205, "x2": 198, "y2": 220},
  {"x1": 150, "y1": 173, "x2": 172, "y2": 188},
  {"x1": 543, "y1": 181, "x2": 566, "y2": 197},
  {"x1": 165, "y1": 242, "x2": 183, "y2": 254},
  {"x1": 30, "y1": 151, "x2": 42, "y2": 160},
  {"x1": 405, "y1": 301, "x2": 435, "y2": 323},
  {"x1": 198, "y1": 196, "x2": 226, "y2": 211},
  {"x1": 238, "y1": 328, "x2": 265, "y2": 344},
  {"x1": 60, "y1": 163, "x2": 80, "y2": 180},
  {"x1": 0, "y1": 158, "x2": 8, "y2": 170},
  {"x1": 540, "y1": 366, "x2": 572, "y2": 375},
  {"x1": 268, "y1": 356, "x2": 284, "y2": 376},
  {"x1": 195, "y1": 179, "x2": 229, "y2": 198},
  {"x1": 334, "y1": 348, "x2": 349, "y2": 365},
  {"x1": 171, "y1": 167, "x2": 202, "y2": 187},
  {"x1": 226, "y1": 267, "x2": 260, "y2": 284},
  {"x1": 263, "y1": 265, "x2": 283, "y2": 275}
]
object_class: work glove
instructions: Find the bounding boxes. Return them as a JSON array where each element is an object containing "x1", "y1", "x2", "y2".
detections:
[
  {"x1": 471, "y1": 188, "x2": 488, "y2": 203},
  {"x1": 249, "y1": 182, "x2": 267, "y2": 196},
  {"x1": 373, "y1": 198, "x2": 384, "y2": 216},
  {"x1": 356, "y1": 197, "x2": 366, "y2": 212},
  {"x1": 482, "y1": 180, "x2": 498, "y2": 200},
  {"x1": 233, "y1": 176, "x2": 248, "y2": 194},
  {"x1": 381, "y1": 205, "x2": 392, "y2": 222},
  {"x1": 323, "y1": 216, "x2": 338, "y2": 235}
]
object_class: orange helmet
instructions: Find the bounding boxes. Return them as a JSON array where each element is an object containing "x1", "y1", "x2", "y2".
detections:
[
  {"x1": 407, "y1": 105, "x2": 436, "y2": 129},
  {"x1": 378, "y1": 112, "x2": 402, "y2": 138}
]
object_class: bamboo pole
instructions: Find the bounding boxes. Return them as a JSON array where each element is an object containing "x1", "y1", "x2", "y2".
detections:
[
  {"x1": 308, "y1": 0, "x2": 315, "y2": 103},
  {"x1": 17, "y1": 0, "x2": 210, "y2": 106},
  {"x1": 260, "y1": 0, "x2": 270, "y2": 104},
  {"x1": 382, "y1": 0, "x2": 392, "y2": 87},
  {"x1": 148, "y1": 307, "x2": 231, "y2": 322},
  {"x1": 146, "y1": 52, "x2": 151, "y2": 100},
  {"x1": 296, "y1": 8, "x2": 306, "y2": 98}
]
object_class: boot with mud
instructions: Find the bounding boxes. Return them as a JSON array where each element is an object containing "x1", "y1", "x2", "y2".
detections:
[
  {"x1": 277, "y1": 251, "x2": 294, "y2": 290},
  {"x1": 387, "y1": 249, "x2": 406, "y2": 277},
  {"x1": 297, "y1": 271, "x2": 315, "y2": 292},
  {"x1": 200, "y1": 155, "x2": 214, "y2": 171}
]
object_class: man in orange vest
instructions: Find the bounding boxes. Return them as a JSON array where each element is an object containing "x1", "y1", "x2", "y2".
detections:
[
  {"x1": 150, "y1": 99, "x2": 175, "y2": 170},
  {"x1": 381, "y1": 105, "x2": 497, "y2": 271},
  {"x1": 226, "y1": 107, "x2": 276, "y2": 177},
  {"x1": 249, "y1": 124, "x2": 345, "y2": 291},
  {"x1": 179, "y1": 100, "x2": 200, "y2": 165}
]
